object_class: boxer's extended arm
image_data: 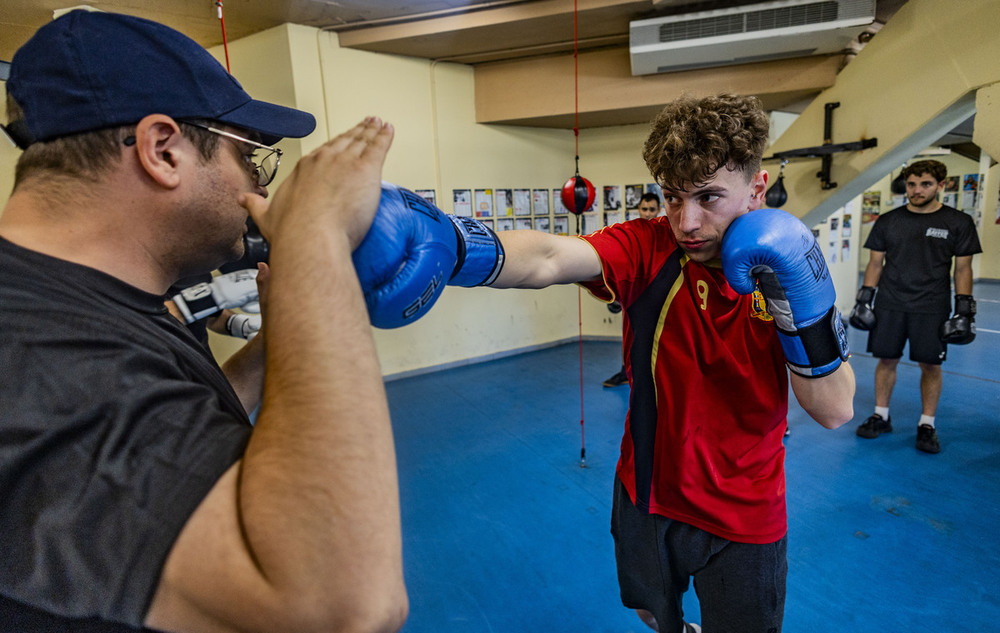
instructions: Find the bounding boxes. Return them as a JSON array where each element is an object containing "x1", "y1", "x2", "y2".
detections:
[
  {"x1": 491, "y1": 230, "x2": 602, "y2": 289},
  {"x1": 145, "y1": 118, "x2": 406, "y2": 633}
]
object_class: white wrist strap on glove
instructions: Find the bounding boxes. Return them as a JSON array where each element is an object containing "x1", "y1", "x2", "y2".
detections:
[
  {"x1": 172, "y1": 269, "x2": 259, "y2": 323},
  {"x1": 226, "y1": 313, "x2": 262, "y2": 340}
]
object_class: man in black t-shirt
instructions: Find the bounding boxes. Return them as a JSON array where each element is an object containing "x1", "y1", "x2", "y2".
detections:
[
  {"x1": 1, "y1": 10, "x2": 406, "y2": 633},
  {"x1": 849, "y1": 160, "x2": 982, "y2": 453}
]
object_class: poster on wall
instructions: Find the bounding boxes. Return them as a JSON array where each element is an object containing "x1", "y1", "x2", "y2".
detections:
[
  {"x1": 514, "y1": 217, "x2": 532, "y2": 230},
  {"x1": 474, "y1": 189, "x2": 493, "y2": 218},
  {"x1": 552, "y1": 188, "x2": 569, "y2": 214},
  {"x1": 941, "y1": 176, "x2": 961, "y2": 209},
  {"x1": 841, "y1": 215, "x2": 852, "y2": 238},
  {"x1": 862, "y1": 191, "x2": 881, "y2": 223},
  {"x1": 961, "y1": 174, "x2": 980, "y2": 211},
  {"x1": 603, "y1": 185, "x2": 621, "y2": 211},
  {"x1": 533, "y1": 216, "x2": 551, "y2": 233},
  {"x1": 553, "y1": 215, "x2": 569, "y2": 235},
  {"x1": 582, "y1": 212, "x2": 601, "y2": 234},
  {"x1": 829, "y1": 216, "x2": 839, "y2": 234},
  {"x1": 496, "y1": 217, "x2": 514, "y2": 232},
  {"x1": 532, "y1": 189, "x2": 549, "y2": 216},
  {"x1": 828, "y1": 241, "x2": 838, "y2": 264},
  {"x1": 452, "y1": 189, "x2": 472, "y2": 217},
  {"x1": 415, "y1": 189, "x2": 437, "y2": 206},
  {"x1": 604, "y1": 210, "x2": 622, "y2": 227},
  {"x1": 625, "y1": 184, "x2": 643, "y2": 210},
  {"x1": 646, "y1": 183, "x2": 664, "y2": 204},
  {"x1": 841, "y1": 239, "x2": 850, "y2": 262},
  {"x1": 494, "y1": 189, "x2": 513, "y2": 217},
  {"x1": 513, "y1": 189, "x2": 532, "y2": 216}
]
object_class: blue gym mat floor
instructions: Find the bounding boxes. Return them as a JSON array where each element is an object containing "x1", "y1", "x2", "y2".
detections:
[{"x1": 385, "y1": 281, "x2": 1000, "y2": 633}]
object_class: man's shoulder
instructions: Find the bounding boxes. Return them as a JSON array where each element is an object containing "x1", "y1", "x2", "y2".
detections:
[{"x1": 936, "y1": 204, "x2": 974, "y2": 221}]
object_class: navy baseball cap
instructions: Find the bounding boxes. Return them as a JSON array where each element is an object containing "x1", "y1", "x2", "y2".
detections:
[{"x1": 6, "y1": 10, "x2": 316, "y2": 146}]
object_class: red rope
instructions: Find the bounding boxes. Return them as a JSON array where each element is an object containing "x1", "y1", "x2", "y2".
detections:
[
  {"x1": 573, "y1": 0, "x2": 580, "y2": 159},
  {"x1": 216, "y1": 1, "x2": 231, "y2": 73},
  {"x1": 573, "y1": 0, "x2": 586, "y2": 468}
]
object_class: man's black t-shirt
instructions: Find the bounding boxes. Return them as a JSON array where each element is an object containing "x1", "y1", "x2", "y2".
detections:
[
  {"x1": 0, "y1": 237, "x2": 252, "y2": 630},
  {"x1": 864, "y1": 205, "x2": 982, "y2": 312}
]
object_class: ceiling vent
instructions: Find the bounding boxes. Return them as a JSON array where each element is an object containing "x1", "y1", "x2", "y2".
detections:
[{"x1": 629, "y1": 0, "x2": 876, "y2": 76}]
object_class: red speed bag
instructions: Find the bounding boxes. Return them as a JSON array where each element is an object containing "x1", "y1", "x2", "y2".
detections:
[{"x1": 561, "y1": 175, "x2": 596, "y2": 215}]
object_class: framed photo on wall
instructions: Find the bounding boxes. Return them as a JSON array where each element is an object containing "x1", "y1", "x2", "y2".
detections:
[
  {"x1": 603, "y1": 185, "x2": 621, "y2": 211},
  {"x1": 532, "y1": 189, "x2": 549, "y2": 216},
  {"x1": 625, "y1": 184, "x2": 643, "y2": 210},
  {"x1": 415, "y1": 189, "x2": 437, "y2": 206},
  {"x1": 453, "y1": 189, "x2": 472, "y2": 217},
  {"x1": 474, "y1": 188, "x2": 493, "y2": 218},
  {"x1": 513, "y1": 188, "x2": 532, "y2": 216},
  {"x1": 495, "y1": 189, "x2": 513, "y2": 217}
]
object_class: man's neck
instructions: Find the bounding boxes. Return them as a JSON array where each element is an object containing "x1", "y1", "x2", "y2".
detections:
[
  {"x1": 0, "y1": 190, "x2": 172, "y2": 295},
  {"x1": 906, "y1": 199, "x2": 942, "y2": 214}
]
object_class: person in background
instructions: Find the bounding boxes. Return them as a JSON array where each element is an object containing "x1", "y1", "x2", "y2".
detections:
[
  {"x1": 850, "y1": 159, "x2": 982, "y2": 454},
  {"x1": 0, "y1": 10, "x2": 407, "y2": 632},
  {"x1": 603, "y1": 192, "x2": 662, "y2": 387}
]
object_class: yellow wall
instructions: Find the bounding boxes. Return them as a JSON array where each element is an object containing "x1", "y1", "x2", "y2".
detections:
[
  {"x1": 2, "y1": 2, "x2": 998, "y2": 377},
  {"x1": 769, "y1": 0, "x2": 1000, "y2": 230}
]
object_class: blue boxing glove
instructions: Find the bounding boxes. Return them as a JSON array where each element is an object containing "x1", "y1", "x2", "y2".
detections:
[
  {"x1": 352, "y1": 183, "x2": 505, "y2": 328},
  {"x1": 722, "y1": 208, "x2": 849, "y2": 378}
]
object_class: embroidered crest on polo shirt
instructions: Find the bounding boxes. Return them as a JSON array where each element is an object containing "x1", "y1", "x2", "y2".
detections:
[
  {"x1": 750, "y1": 289, "x2": 773, "y2": 322},
  {"x1": 926, "y1": 227, "x2": 949, "y2": 239}
]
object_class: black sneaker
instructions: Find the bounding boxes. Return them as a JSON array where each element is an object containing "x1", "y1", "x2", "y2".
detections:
[
  {"x1": 856, "y1": 413, "x2": 892, "y2": 438},
  {"x1": 916, "y1": 424, "x2": 940, "y2": 454},
  {"x1": 602, "y1": 369, "x2": 628, "y2": 388}
]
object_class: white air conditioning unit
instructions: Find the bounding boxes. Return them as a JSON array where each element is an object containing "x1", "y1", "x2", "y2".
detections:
[{"x1": 629, "y1": 0, "x2": 876, "y2": 76}]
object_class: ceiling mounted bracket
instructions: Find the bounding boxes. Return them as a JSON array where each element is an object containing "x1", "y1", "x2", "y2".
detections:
[{"x1": 764, "y1": 101, "x2": 878, "y2": 190}]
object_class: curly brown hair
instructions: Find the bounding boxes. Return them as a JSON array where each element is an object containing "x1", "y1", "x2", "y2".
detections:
[
  {"x1": 642, "y1": 93, "x2": 769, "y2": 191},
  {"x1": 903, "y1": 159, "x2": 947, "y2": 183}
]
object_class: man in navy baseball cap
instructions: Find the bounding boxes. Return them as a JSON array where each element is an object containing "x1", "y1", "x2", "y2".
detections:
[
  {"x1": 0, "y1": 10, "x2": 407, "y2": 633},
  {"x1": 5, "y1": 9, "x2": 315, "y2": 147}
]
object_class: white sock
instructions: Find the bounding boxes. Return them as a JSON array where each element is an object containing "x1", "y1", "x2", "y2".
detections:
[
  {"x1": 875, "y1": 406, "x2": 890, "y2": 420},
  {"x1": 919, "y1": 415, "x2": 935, "y2": 428}
]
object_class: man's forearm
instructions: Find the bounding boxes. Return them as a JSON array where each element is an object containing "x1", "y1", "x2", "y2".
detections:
[
  {"x1": 220, "y1": 331, "x2": 265, "y2": 414},
  {"x1": 790, "y1": 361, "x2": 855, "y2": 430},
  {"x1": 493, "y1": 231, "x2": 601, "y2": 289}
]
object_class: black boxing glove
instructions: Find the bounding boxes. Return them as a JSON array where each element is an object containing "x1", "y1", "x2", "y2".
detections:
[
  {"x1": 939, "y1": 294, "x2": 976, "y2": 345},
  {"x1": 849, "y1": 286, "x2": 877, "y2": 330}
]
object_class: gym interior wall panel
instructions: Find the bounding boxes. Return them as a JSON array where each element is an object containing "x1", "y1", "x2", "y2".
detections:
[
  {"x1": 974, "y1": 83, "x2": 1000, "y2": 281},
  {"x1": 767, "y1": 0, "x2": 1000, "y2": 232},
  {"x1": 315, "y1": 31, "x2": 438, "y2": 189},
  {"x1": 307, "y1": 31, "x2": 613, "y2": 376}
]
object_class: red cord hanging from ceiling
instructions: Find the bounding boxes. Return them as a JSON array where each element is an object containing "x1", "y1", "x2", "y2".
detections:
[{"x1": 215, "y1": 1, "x2": 231, "y2": 73}]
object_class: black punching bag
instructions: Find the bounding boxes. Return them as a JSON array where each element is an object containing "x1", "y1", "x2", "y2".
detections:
[{"x1": 765, "y1": 161, "x2": 788, "y2": 208}]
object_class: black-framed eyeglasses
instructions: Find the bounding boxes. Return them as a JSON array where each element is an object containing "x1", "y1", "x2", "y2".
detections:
[{"x1": 179, "y1": 120, "x2": 283, "y2": 186}]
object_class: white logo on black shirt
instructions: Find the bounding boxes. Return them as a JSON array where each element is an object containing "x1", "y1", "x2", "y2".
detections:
[{"x1": 926, "y1": 227, "x2": 948, "y2": 239}]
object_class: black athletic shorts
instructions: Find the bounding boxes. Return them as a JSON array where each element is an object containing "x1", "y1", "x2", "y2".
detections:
[
  {"x1": 610, "y1": 476, "x2": 787, "y2": 633},
  {"x1": 867, "y1": 306, "x2": 950, "y2": 364}
]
